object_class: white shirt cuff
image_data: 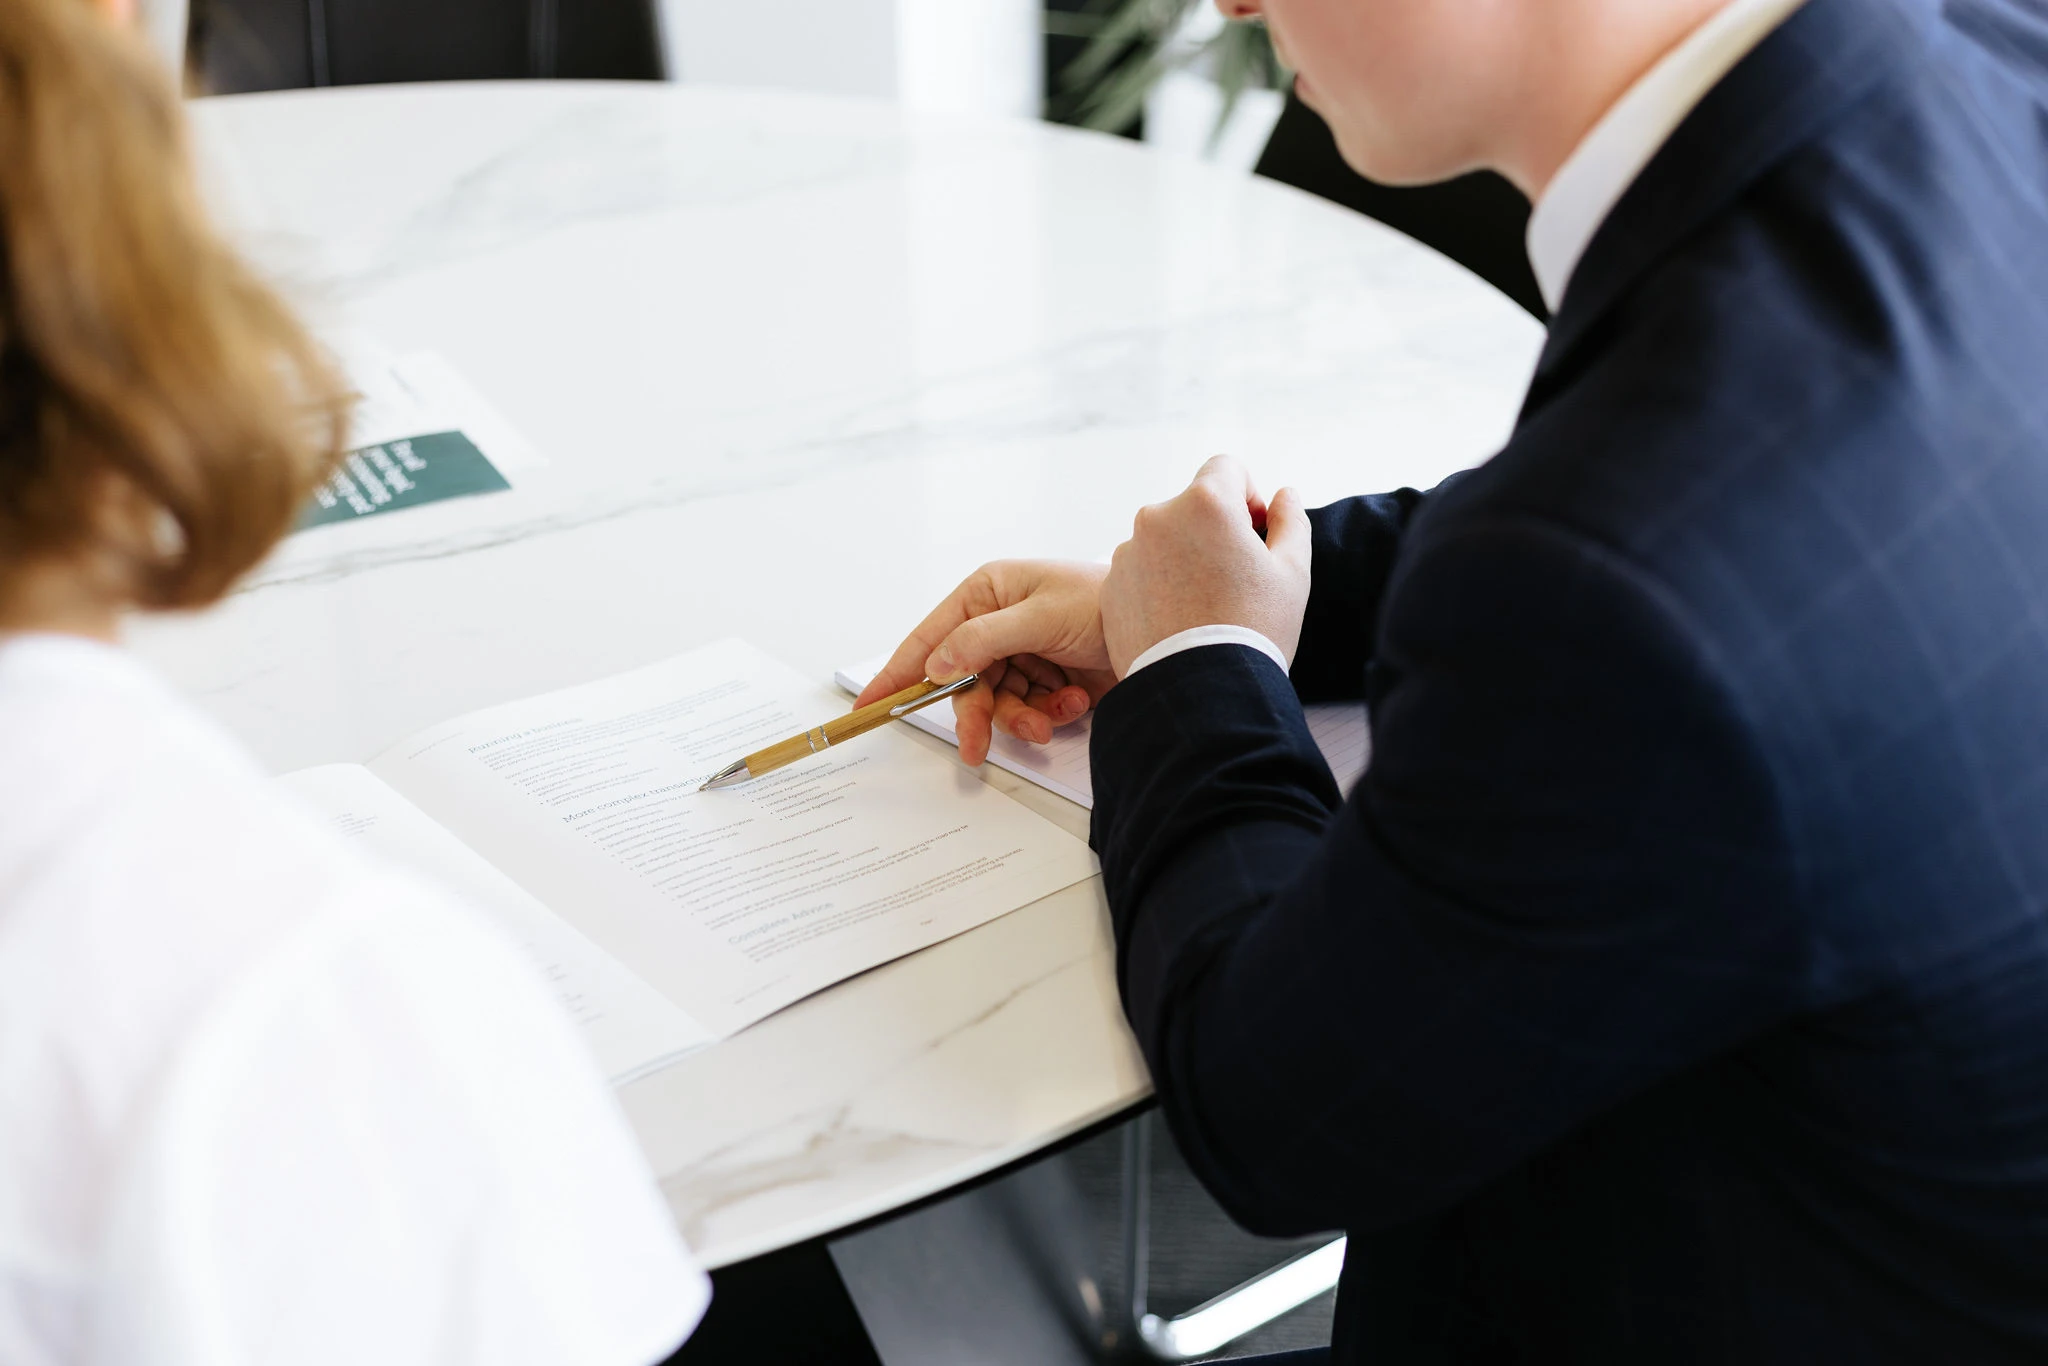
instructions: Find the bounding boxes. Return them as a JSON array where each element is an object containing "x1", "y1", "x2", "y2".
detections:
[{"x1": 1124, "y1": 624, "x2": 1289, "y2": 679}]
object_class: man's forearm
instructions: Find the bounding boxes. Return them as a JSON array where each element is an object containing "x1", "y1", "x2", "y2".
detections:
[
  {"x1": 1088, "y1": 518, "x2": 1808, "y2": 1240},
  {"x1": 1089, "y1": 643, "x2": 1352, "y2": 1232},
  {"x1": 1091, "y1": 644, "x2": 1341, "y2": 1002}
]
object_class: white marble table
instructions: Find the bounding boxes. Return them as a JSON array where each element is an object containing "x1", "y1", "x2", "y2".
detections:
[{"x1": 140, "y1": 80, "x2": 1544, "y2": 1269}]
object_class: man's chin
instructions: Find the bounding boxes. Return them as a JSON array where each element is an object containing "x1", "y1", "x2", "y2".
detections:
[
  {"x1": 1327, "y1": 125, "x2": 1407, "y2": 185},
  {"x1": 1328, "y1": 121, "x2": 1476, "y2": 189}
]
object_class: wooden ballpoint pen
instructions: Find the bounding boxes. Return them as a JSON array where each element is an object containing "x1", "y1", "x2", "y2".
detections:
[{"x1": 698, "y1": 674, "x2": 982, "y2": 791}]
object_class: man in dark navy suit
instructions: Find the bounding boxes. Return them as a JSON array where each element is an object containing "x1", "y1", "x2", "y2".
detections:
[{"x1": 858, "y1": 0, "x2": 2048, "y2": 1358}]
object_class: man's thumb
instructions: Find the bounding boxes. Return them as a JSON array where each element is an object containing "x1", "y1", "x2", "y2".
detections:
[
  {"x1": 1265, "y1": 487, "x2": 1312, "y2": 570},
  {"x1": 927, "y1": 600, "x2": 1050, "y2": 680}
]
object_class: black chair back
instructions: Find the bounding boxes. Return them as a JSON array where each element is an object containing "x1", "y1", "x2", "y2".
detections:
[{"x1": 189, "y1": 0, "x2": 662, "y2": 93}]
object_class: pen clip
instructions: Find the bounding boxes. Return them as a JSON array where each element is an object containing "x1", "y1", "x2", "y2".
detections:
[{"x1": 890, "y1": 673, "x2": 979, "y2": 717}]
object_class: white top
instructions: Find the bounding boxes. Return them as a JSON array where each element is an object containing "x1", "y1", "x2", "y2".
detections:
[
  {"x1": 0, "y1": 634, "x2": 708, "y2": 1366},
  {"x1": 1526, "y1": 0, "x2": 1810, "y2": 313}
]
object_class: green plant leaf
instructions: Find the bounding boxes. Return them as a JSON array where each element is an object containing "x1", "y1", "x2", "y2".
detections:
[{"x1": 1046, "y1": 0, "x2": 1282, "y2": 144}]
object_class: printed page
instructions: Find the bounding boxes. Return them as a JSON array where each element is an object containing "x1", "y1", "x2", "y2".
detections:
[
  {"x1": 280, "y1": 764, "x2": 713, "y2": 1085},
  {"x1": 371, "y1": 641, "x2": 1100, "y2": 1039},
  {"x1": 836, "y1": 655, "x2": 1371, "y2": 807}
]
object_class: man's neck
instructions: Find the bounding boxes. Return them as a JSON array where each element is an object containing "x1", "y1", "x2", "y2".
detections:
[{"x1": 1502, "y1": 0, "x2": 1733, "y2": 201}]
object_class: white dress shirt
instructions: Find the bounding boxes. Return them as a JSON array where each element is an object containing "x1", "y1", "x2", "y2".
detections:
[
  {"x1": 1527, "y1": 0, "x2": 1810, "y2": 313},
  {"x1": 1125, "y1": 622, "x2": 1290, "y2": 678},
  {"x1": 0, "y1": 635, "x2": 709, "y2": 1366},
  {"x1": 1128, "y1": 0, "x2": 1807, "y2": 680}
]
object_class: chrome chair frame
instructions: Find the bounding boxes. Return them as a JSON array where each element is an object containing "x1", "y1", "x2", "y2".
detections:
[{"x1": 1115, "y1": 1112, "x2": 1346, "y2": 1361}]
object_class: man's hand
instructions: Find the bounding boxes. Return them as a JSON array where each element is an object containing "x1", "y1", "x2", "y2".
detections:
[
  {"x1": 1101, "y1": 456, "x2": 1312, "y2": 676},
  {"x1": 854, "y1": 561, "x2": 1119, "y2": 766}
]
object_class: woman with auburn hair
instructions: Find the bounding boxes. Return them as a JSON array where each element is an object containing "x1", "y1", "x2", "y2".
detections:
[{"x1": 0, "y1": 2, "x2": 710, "y2": 1363}]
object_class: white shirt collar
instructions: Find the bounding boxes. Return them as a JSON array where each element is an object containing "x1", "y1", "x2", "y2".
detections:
[{"x1": 1526, "y1": 0, "x2": 1810, "y2": 315}]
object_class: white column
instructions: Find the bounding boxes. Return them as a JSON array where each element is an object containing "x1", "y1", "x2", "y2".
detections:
[
  {"x1": 658, "y1": 0, "x2": 899, "y2": 98},
  {"x1": 896, "y1": 0, "x2": 1040, "y2": 119},
  {"x1": 140, "y1": 0, "x2": 189, "y2": 77},
  {"x1": 659, "y1": 0, "x2": 1041, "y2": 120}
]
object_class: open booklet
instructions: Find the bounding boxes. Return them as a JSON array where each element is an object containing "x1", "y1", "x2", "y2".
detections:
[
  {"x1": 835, "y1": 656, "x2": 1372, "y2": 810},
  {"x1": 283, "y1": 640, "x2": 1100, "y2": 1086},
  {"x1": 298, "y1": 340, "x2": 548, "y2": 531}
]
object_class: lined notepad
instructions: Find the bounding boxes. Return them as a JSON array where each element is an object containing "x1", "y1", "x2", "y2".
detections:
[{"x1": 836, "y1": 656, "x2": 1371, "y2": 809}]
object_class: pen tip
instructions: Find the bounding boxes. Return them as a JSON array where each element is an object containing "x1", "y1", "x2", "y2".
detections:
[{"x1": 701, "y1": 760, "x2": 748, "y2": 791}]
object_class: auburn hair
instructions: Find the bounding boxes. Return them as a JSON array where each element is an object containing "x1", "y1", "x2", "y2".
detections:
[{"x1": 0, "y1": 0, "x2": 350, "y2": 610}]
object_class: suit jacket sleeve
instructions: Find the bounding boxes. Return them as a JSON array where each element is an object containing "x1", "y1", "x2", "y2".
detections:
[
  {"x1": 1292, "y1": 484, "x2": 1450, "y2": 702},
  {"x1": 1089, "y1": 515, "x2": 1809, "y2": 1236}
]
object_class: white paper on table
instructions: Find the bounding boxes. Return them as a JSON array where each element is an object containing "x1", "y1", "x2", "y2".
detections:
[
  {"x1": 281, "y1": 764, "x2": 713, "y2": 1085},
  {"x1": 338, "y1": 335, "x2": 547, "y2": 477},
  {"x1": 369, "y1": 641, "x2": 1101, "y2": 1040},
  {"x1": 1303, "y1": 705, "x2": 1372, "y2": 794},
  {"x1": 836, "y1": 654, "x2": 1371, "y2": 808}
]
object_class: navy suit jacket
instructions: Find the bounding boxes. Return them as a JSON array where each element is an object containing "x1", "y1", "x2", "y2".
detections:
[{"x1": 1089, "y1": 2, "x2": 2048, "y2": 1360}]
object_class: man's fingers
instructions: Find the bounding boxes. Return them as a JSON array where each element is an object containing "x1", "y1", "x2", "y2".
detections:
[
  {"x1": 856, "y1": 558, "x2": 1109, "y2": 708},
  {"x1": 1194, "y1": 452, "x2": 1249, "y2": 494},
  {"x1": 952, "y1": 678, "x2": 997, "y2": 766},
  {"x1": 1007, "y1": 652, "x2": 1069, "y2": 695},
  {"x1": 927, "y1": 597, "x2": 1063, "y2": 681},
  {"x1": 855, "y1": 635, "x2": 938, "y2": 707},
  {"x1": 1039, "y1": 683, "x2": 1094, "y2": 724},
  {"x1": 855, "y1": 599, "x2": 970, "y2": 706},
  {"x1": 855, "y1": 565, "x2": 1017, "y2": 706},
  {"x1": 984, "y1": 682, "x2": 1096, "y2": 751},
  {"x1": 1189, "y1": 454, "x2": 1273, "y2": 537},
  {"x1": 991, "y1": 689, "x2": 1053, "y2": 745},
  {"x1": 1265, "y1": 485, "x2": 1313, "y2": 572}
]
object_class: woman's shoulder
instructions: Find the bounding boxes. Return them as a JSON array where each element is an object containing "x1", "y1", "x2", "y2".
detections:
[
  {"x1": 0, "y1": 633, "x2": 371, "y2": 994},
  {"x1": 88, "y1": 874, "x2": 708, "y2": 1366},
  {"x1": 0, "y1": 636, "x2": 705, "y2": 1363},
  {"x1": 0, "y1": 636, "x2": 398, "y2": 1239}
]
